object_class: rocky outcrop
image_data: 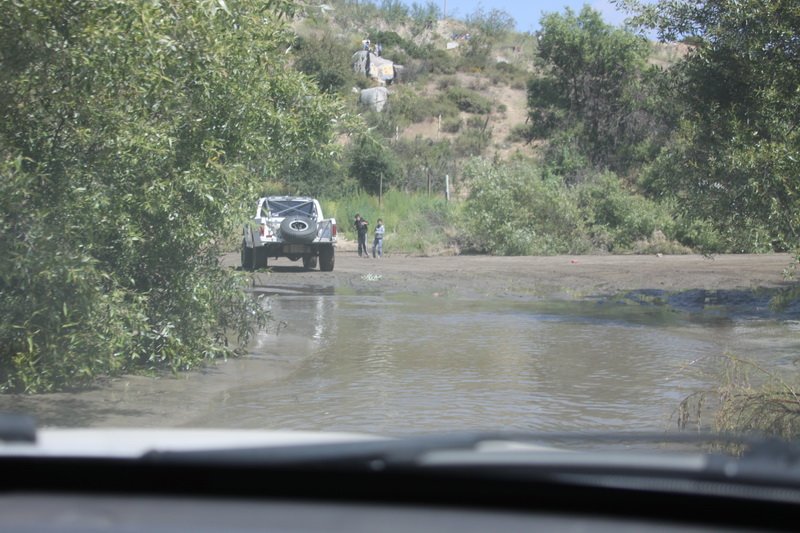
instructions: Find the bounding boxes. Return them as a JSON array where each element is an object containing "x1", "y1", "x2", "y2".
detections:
[{"x1": 358, "y1": 86, "x2": 389, "y2": 112}]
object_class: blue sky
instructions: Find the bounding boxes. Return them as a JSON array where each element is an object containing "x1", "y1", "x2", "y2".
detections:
[{"x1": 403, "y1": 1, "x2": 632, "y2": 33}]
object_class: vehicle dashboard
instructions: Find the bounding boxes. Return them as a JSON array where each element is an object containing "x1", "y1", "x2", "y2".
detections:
[{"x1": 0, "y1": 454, "x2": 796, "y2": 532}]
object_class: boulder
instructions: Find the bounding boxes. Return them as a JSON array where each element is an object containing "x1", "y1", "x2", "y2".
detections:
[{"x1": 358, "y1": 87, "x2": 389, "y2": 112}]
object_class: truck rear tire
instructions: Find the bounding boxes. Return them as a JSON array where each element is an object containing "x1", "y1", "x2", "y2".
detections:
[
  {"x1": 254, "y1": 247, "x2": 269, "y2": 270},
  {"x1": 319, "y1": 245, "x2": 335, "y2": 272},
  {"x1": 241, "y1": 241, "x2": 253, "y2": 271}
]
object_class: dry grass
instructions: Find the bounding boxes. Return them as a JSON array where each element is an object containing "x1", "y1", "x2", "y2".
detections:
[{"x1": 677, "y1": 354, "x2": 800, "y2": 442}]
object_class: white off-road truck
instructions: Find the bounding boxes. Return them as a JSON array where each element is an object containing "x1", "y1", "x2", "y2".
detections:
[{"x1": 242, "y1": 196, "x2": 337, "y2": 271}]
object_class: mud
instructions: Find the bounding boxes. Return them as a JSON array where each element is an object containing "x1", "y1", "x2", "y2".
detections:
[{"x1": 229, "y1": 250, "x2": 797, "y2": 299}]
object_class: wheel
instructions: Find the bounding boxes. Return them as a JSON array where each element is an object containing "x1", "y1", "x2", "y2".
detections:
[
  {"x1": 302, "y1": 255, "x2": 318, "y2": 270},
  {"x1": 280, "y1": 216, "x2": 317, "y2": 243},
  {"x1": 241, "y1": 241, "x2": 253, "y2": 271},
  {"x1": 319, "y1": 245, "x2": 334, "y2": 272},
  {"x1": 253, "y1": 246, "x2": 269, "y2": 270}
]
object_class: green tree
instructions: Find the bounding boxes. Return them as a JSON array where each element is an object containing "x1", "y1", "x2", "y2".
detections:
[
  {"x1": 621, "y1": 0, "x2": 800, "y2": 252},
  {"x1": 528, "y1": 6, "x2": 653, "y2": 177},
  {"x1": 460, "y1": 8, "x2": 516, "y2": 70},
  {"x1": 293, "y1": 32, "x2": 361, "y2": 94},
  {"x1": 409, "y1": 1, "x2": 440, "y2": 35},
  {"x1": 379, "y1": 0, "x2": 410, "y2": 24},
  {"x1": 465, "y1": 7, "x2": 516, "y2": 41},
  {"x1": 393, "y1": 138, "x2": 455, "y2": 192},
  {"x1": 0, "y1": 0, "x2": 343, "y2": 391},
  {"x1": 348, "y1": 134, "x2": 402, "y2": 195}
]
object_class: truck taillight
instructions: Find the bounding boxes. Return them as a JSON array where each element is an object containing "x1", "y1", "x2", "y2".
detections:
[
  {"x1": 332, "y1": 223, "x2": 337, "y2": 237},
  {"x1": 259, "y1": 224, "x2": 266, "y2": 236}
]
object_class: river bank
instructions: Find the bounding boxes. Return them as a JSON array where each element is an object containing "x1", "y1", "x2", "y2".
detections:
[{"x1": 228, "y1": 251, "x2": 797, "y2": 297}]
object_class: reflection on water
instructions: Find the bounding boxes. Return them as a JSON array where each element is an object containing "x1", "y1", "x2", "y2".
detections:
[{"x1": 196, "y1": 291, "x2": 800, "y2": 435}]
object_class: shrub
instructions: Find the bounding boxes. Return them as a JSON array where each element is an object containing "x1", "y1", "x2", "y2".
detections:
[
  {"x1": 441, "y1": 117, "x2": 462, "y2": 133},
  {"x1": 378, "y1": 0, "x2": 409, "y2": 24},
  {"x1": 466, "y1": 116, "x2": 489, "y2": 130},
  {"x1": 460, "y1": 159, "x2": 589, "y2": 255},
  {"x1": 437, "y1": 76, "x2": 459, "y2": 90},
  {"x1": 362, "y1": 109, "x2": 403, "y2": 139},
  {"x1": 388, "y1": 91, "x2": 431, "y2": 124},
  {"x1": 506, "y1": 123, "x2": 531, "y2": 143},
  {"x1": 672, "y1": 216, "x2": 726, "y2": 253},
  {"x1": 446, "y1": 87, "x2": 493, "y2": 114},
  {"x1": 454, "y1": 129, "x2": 492, "y2": 157},
  {"x1": 459, "y1": 161, "x2": 681, "y2": 255},
  {"x1": 577, "y1": 172, "x2": 675, "y2": 252}
]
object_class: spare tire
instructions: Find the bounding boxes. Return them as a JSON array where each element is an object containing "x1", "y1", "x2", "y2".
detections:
[{"x1": 280, "y1": 216, "x2": 317, "y2": 243}]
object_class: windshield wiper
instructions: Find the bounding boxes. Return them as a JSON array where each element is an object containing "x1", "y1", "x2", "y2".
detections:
[
  {"x1": 143, "y1": 430, "x2": 800, "y2": 477},
  {"x1": 144, "y1": 432, "x2": 484, "y2": 469}
]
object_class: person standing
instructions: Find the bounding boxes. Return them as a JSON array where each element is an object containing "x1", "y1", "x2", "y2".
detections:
[
  {"x1": 372, "y1": 218, "x2": 385, "y2": 258},
  {"x1": 354, "y1": 214, "x2": 369, "y2": 258}
]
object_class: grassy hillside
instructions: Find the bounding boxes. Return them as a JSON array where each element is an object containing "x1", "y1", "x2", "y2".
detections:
[
  {"x1": 293, "y1": 2, "x2": 539, "y2": 166},
  {"x1": 292, "y1": 1, "x2": 686, "y2": 167}
]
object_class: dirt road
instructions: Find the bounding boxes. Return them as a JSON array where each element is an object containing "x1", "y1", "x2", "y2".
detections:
[{"x1": 224, "y1": 250, "x2": 797, "y2": 298}]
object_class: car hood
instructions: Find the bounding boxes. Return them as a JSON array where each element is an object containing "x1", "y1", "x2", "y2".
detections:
[{"x1": 0, "y1": 428, "x2": 386, "y2": 458}]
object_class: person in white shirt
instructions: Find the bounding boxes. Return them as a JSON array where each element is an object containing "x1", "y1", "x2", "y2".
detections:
[{"x1": 372, "y1": 218, "x2": 385, "y2": 258}]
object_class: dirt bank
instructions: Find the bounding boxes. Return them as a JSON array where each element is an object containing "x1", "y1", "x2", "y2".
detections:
[{"x1": 224, "y1": 250, "x2": 797, "y2": 298}]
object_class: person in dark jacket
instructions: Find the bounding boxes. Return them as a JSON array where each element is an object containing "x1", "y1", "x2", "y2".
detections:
[{"x1": 354, "y1": 214, "x2": 370, "y2": 258}]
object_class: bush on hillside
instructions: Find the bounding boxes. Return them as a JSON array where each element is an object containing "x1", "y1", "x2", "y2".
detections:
[
  {"x1": 293, "y1": 33, "x2": 361, "y2": 94},
  {"x1": 453, "y1": 129, "x2": 492, "y2": 157},
  {"x1": 446, "y1": 87, "x2": 492, "y2": 114},
  {"x1": 506, "y1": 123, "x2": 532, "y2": 143}
]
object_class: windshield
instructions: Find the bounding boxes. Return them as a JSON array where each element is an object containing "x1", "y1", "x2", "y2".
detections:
[
  {"x1": 1, "y1": 0, "x2": 798, "y2": 462},
  {"x1": 263, "y1": 199, "x2": 317, "y2": 218}
]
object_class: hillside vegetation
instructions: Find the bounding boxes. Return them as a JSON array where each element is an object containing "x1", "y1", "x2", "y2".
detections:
[{"x1": 288, "y1": 0, "x2": 798, "y2": 258}]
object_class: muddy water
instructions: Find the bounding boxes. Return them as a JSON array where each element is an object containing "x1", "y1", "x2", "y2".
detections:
[
  {"x1": 187, "y1": 287, "x2": 800, "y2": 435},
  {"x1": 3, "y1": 284, "x2": 797, "y2": 433}
]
